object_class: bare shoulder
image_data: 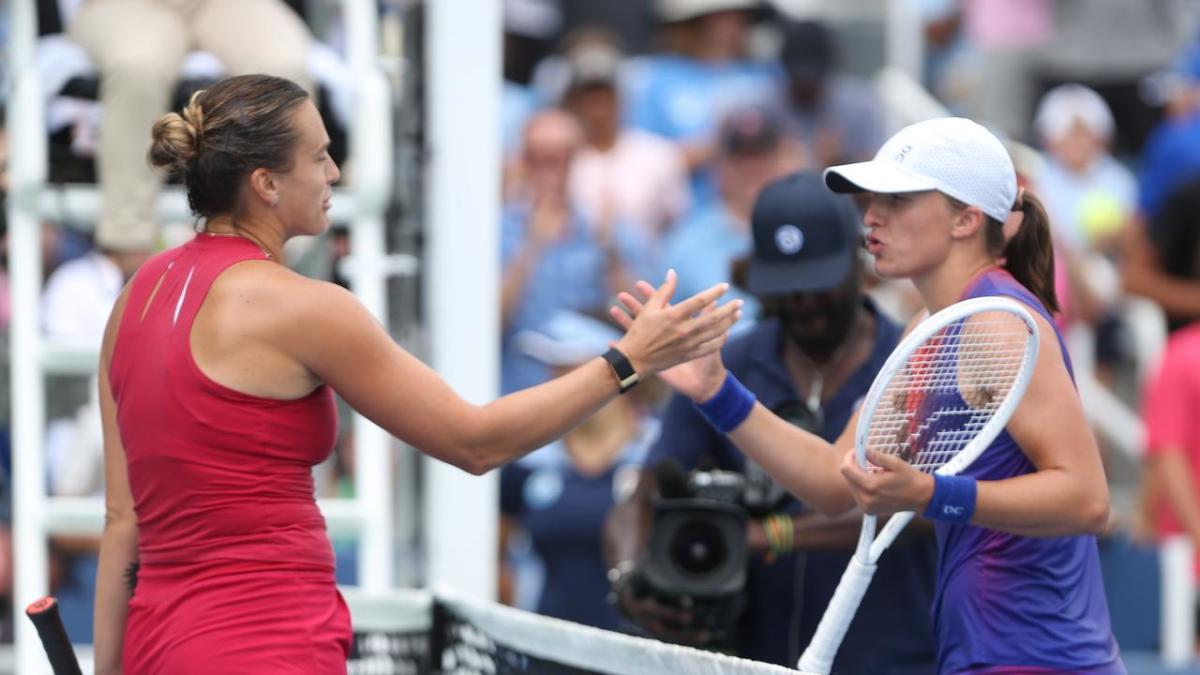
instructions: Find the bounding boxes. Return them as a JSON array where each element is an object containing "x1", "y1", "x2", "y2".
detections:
[
  {"x1": 210, "y1": 260, "x2": 361, "y2": 319},
  {"x1": 209, "y1": 261, "x2": 380, "y2": 356}
]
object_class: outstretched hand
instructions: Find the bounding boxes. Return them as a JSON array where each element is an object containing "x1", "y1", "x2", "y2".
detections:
[
  {"x1": 610, "y1": 274, "x2": 734, "y2": 402},
  {"x1": 839, "y1": 449, "x2": 935, "y2": 515}
]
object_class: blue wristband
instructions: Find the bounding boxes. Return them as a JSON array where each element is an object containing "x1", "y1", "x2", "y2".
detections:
[
  {"x1": 922, "y1": 474, "x2": 977, "y2": 524},
  {"x1": 693, "y1": 372, "x2": 756, "y2": 434}
]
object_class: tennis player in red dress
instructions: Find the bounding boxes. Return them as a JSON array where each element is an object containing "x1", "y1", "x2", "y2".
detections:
[{"x1": 93, "y1": 74, "x2": 740, "y2": 674}]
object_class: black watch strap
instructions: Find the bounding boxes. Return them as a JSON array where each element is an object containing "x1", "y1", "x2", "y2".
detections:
[{"x1": 603, "y1": 347, "x2": 640, "y2": 393}]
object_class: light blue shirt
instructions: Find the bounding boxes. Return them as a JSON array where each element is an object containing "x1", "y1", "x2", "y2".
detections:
[
  {"x1": 500, "y1": 202, "x2": 655, "y2": 392},
  {"x1": 623, "y1": 54, "x2": 784, "y2": 207},
  {"x1": 1038, "y1": 155, "x2": 1136, "y2": 252},
  {"x1": 660, "y1": 205, "x2": 760, "y2": 331}
]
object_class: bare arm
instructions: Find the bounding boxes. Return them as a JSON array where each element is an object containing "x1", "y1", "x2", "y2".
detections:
[
  {"x1": 1148, "y1": 451, "x2": 1200, "y2": 544},
  {"x1": 725, "y1": 404, "x2": 858, "y2": 515},
  {"x1": 284, "y1": 273, "x2": 738, "y2": 475},
  {"x1": 94, "y1": 291, "x2": 138, "y2": 675},
  {"x1": 1121, "y1": 215, "x2": 1200, "y2": 319},
  {"x1": 609, "y1": 281, "x2": 862, "y2": 515},
  {"x1": 967, "y1": 311, "x2": 1109, "y2": 535}
]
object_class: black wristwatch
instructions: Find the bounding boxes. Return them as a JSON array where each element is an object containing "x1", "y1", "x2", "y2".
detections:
[{"x1": 602, "y1": 347, "x2": 640, "y2": 393}]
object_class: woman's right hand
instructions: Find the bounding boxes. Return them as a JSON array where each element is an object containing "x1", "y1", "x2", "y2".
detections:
[{"x1": 609, "y1": 271, "x2": 738, "y2": 400}]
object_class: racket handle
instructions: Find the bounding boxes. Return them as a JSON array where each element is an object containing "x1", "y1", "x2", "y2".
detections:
[
  {"x1": 25, "y1": 597, "x2": 83, "y2": 675},
  {"x1": 797, "y1": 555, "x2": 877, "y2": 675}
]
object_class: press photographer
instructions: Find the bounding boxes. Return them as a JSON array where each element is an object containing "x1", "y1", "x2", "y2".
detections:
[{"x1": 603, "y1": 173, "x2": 938, "y2": 671}]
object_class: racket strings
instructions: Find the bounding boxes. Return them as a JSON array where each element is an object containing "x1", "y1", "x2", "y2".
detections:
[{"x1": 865, "y1": 313, "x2": 1029, "y2": 473}]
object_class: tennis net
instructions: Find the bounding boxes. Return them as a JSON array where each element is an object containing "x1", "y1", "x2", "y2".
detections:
[{"x1": 344, "y1": 587, "x2": 797, "y2": 675}]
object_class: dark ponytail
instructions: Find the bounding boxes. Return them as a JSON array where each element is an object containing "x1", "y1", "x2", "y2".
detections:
[{"x1": 984, "y1": 190, "x2": 1059, "y2": 314}]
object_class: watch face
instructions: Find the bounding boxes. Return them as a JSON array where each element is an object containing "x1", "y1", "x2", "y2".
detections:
[{"x1": 605, "y1": 348, "x2": 638, "y2": 391}]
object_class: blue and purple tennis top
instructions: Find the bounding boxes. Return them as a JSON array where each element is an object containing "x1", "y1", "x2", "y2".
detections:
[{"x1": 932, "y1": 268, "x2": 1124, "y2": 674}]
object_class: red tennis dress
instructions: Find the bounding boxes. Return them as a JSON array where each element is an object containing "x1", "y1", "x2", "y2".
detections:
[{"x1": 109, "y1": 233, "x2": 351, "y2": 673}]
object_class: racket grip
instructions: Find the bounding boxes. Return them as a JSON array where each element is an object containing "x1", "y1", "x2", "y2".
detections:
[
  {"x1": 25, "y1": 597, "x2": 83, "y2": 675},
  {"x1": 797, "y1": 555, "x2": 878, "y2": 675}
]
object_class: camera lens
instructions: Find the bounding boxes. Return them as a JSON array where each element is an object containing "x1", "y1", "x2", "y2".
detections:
[{"x1": 669, "y1": 521, "x2": 727, "y2": 576}]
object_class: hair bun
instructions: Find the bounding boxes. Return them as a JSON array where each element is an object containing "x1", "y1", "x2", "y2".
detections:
[{"x1": 148, "y1": 93, "x2": 205, "y2": 173}]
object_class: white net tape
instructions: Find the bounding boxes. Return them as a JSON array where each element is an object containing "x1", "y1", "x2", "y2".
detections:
[{"x1": 343, "y1": 587, "x2": 796, "y2": 675}]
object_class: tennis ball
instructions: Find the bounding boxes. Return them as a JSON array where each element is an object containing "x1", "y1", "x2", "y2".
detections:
[{"x1": 1077, "y1": 191, "x2": 1125, "y2": 242}]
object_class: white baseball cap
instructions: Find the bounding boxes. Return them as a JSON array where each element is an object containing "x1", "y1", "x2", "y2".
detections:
[
  {"x1": 823, "y1": 117, "x2": 1018, "y2": 224},
  {"x1": 1034, "y1": 84, "x2": 1115, "y2": 142},
  {"x1": 514, "y1": 311, "x2": 623, "y2": 367}
]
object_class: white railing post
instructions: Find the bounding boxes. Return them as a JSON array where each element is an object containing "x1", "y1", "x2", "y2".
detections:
[
  {"x1": 9, "y1": 0, "x2": 52, "y2": 671},
  {"x1": 424, "y1": 0, "x2": 502, "y2": 600},
  {"x1": 343, "y1": 0, "x2": 396, "y2": 594},
  {"x1": 1160, "y1": 535, "x2": 1195, "y2": 666}
]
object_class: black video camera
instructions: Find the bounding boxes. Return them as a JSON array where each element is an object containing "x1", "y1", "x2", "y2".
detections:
[{"x1": 636, "y1": 459, "x2": 750, "y2": 646}]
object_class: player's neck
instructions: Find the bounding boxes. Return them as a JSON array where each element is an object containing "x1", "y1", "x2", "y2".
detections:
[
  {"x1": 205, "y1": 213, "x2": 285, "y2": 263},
  {"x1": 914, "y1": 254, "x2": 998, "y2": 314}
]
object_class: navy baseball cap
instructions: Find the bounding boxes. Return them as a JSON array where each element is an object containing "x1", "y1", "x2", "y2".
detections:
[{"x1": 746, "y1": 172, "x2": 863, "y2": 295}]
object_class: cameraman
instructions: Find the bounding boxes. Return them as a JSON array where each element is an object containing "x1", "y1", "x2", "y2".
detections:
[{"x1": 604, "y1": 173, "x2": 937, "y2": 671}]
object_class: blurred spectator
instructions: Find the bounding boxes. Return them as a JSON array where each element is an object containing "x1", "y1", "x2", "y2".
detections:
[
  {"x1": 499, "y1": 311, "x2": 660, "y2": 631},
  {"x1": 502, "y1": 0, "x2": 560, "y2": 157},
  {"x1": 558, "y1": 34, "x2": 692, "y2": 241},
  {"x1": 1037, "y1": 0, "x2": 1188, "y2": 155},
  {"x1": 41, "y1": 247, "x2": 123, "y2": 344},
  {"x1": 501, "y1": 110, "x2": 652, "y2": 392},
  {"x1": 1033, "y1": 84, "x2": 1138, "y2": 357},
  {"x1": 1122, "y1": 41, "x2": 1200, "y2": 331},
  {"x1": 41, "y1": 246, "x2": 121, "y2": 498},
  {"x1": 624, "y1": 0, "x2": 783, "y2": 207},
  {"x1": 557, "y1": 0, "x2": 654, "y2": 56},
  {"x1": 920, "y1": 0, "x2": 969, "y2": 113},
  {"x1": 1035, "y1": 84, "x2": 1136, "y2": 256},
  {"x1": 1142, "y1": 319, "x2": 1200, "y2": 580},
  {"x1": 1124, "y1": 176, "x2": 1200, "y2": 333},
  {"x1": 67, "y1": 0, "x2": 314, "y2": 267},
  {"x1": 1133, "y1": 40, "x2": 1200, "y2": 223},
  {"x1": 659, "y1": 105, "x2": 801, "y2": 327},
  {"x1": 951, "y1": 0, "x2": 1054, "y2": 139},
  {"x1": 779, "y1": 20, "x2": 884, "y2": 167}
]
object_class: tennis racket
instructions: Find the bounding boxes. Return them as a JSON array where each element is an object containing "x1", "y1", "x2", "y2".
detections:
[
  {"x1": 25, "y1": 596, "x2": 83, "y2": 675},
  {"x1": 797, "y1": 296, "x2": 1039, "y2": 674}
]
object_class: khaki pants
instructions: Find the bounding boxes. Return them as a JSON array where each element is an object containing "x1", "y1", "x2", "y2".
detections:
[{"x1": 69, "y1": 0, "x2": 313, "y2": 251}]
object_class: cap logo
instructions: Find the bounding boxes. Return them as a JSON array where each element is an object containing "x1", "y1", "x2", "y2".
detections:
[
  {"x1": 775, "y1": 224, "x2": 804, "y2": 255},
  {"x1": 894, "y1": 144, "x2": 912, "y2": 163}
]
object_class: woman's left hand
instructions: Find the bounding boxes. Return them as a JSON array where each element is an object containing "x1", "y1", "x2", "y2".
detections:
[{"x1": 839, "y1": 449, "x2": 935, "y2": 515}]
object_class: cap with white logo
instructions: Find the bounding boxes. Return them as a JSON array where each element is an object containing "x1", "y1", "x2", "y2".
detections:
[
  {"x1": 823, "y1": 117, "x2": 1017, "y2": 223},
  {"x1": 747, "y1": 172, "x2": 862, "y2": 295}
]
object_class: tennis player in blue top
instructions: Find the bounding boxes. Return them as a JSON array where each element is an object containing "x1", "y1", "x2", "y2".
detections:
[{"x1": 611, "y1": 117, "x2": 1125, "y2": 673}]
